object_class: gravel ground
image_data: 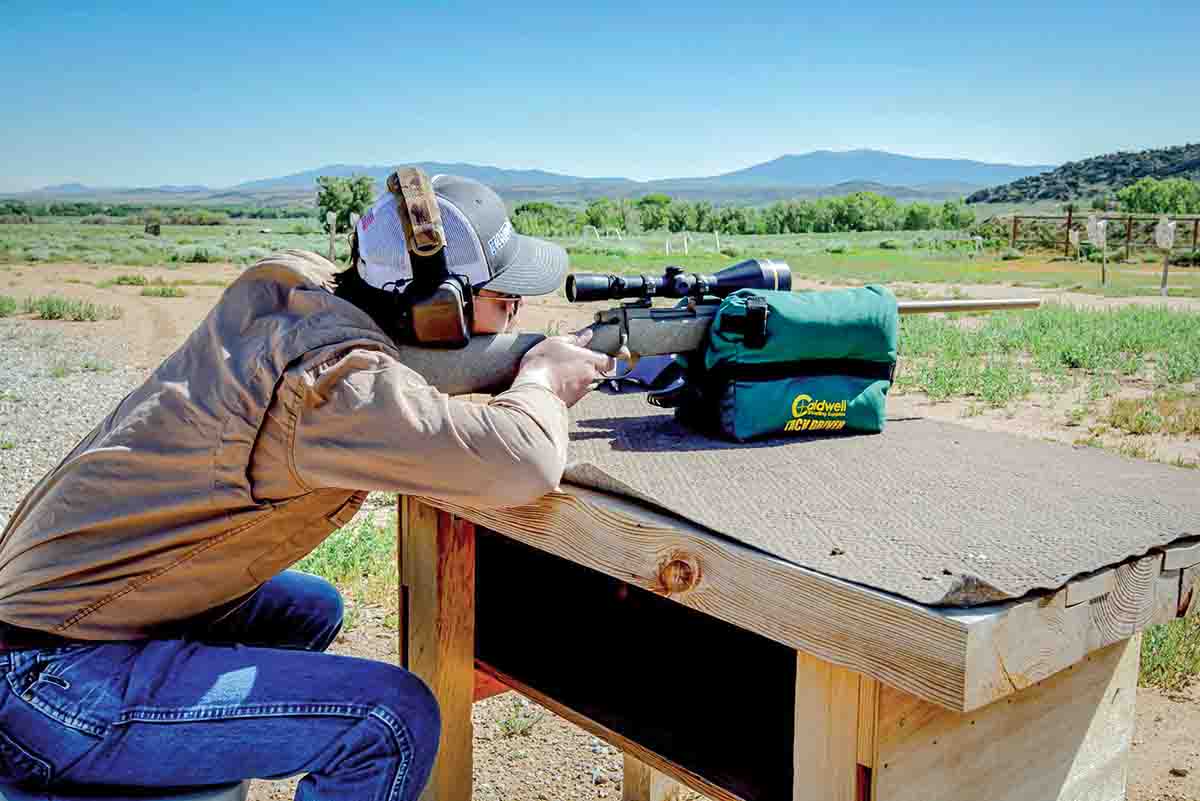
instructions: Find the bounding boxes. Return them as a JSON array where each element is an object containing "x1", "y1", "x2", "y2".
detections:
[{"x1": 0, "y1": 319, "x2": 147, "y2": 525}]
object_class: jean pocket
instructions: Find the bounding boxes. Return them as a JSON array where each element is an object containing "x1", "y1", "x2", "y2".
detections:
[
  {"x1": 8, "y1": 645, "x2": 136, "y2": 738},
  {"x1": 0, "y1": 728, "x2": 52, "y2": 787}
]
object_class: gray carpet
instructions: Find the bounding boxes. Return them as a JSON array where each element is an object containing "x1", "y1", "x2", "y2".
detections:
[{"x1": 563, "y1": 390, "x2": 1199, "y2": 606}]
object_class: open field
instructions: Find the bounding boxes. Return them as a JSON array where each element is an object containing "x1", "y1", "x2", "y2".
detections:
[
  {"x1": 1, "y1": 236, "x2": 1198, "y2": 801},
  {"x1": 4, "y1": 221, "x2": 1200, "y2": 298}
]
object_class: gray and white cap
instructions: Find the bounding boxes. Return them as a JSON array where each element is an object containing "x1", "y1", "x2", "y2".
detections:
[{"x1": 354, "y1": 174, "x2": 567, "y2": 296}]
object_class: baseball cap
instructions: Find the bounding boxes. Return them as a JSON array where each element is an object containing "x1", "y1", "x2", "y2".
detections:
[{"x1": 354, "y1": 174, "x2": 567, "y2": 297}]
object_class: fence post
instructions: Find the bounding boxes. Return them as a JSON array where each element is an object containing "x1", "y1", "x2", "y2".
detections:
[
  {"x1": 1125, "y1": 216, "x2": 1133, "y2": 261},
  {"x1": 1064, "y1": 208, "x2": 1073, "y2": 257},
  {"x1": 1010, "y1": 216, "x2": 1019, "y2": 249},
  {"x1": 326, "y1": 211, "x2": 336, "y2": 263},
  {"x1": 714, "y1": 230, "x2": 721, "y2": 252},
  {"x1": 1193, "y1": 219, "x2": 1199, "y2": 256}
]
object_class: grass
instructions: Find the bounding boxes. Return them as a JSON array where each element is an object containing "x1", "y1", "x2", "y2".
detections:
[
  {"x1": 294, "y1": 509, "x2": 398, "y2": 631},
  {"x1": 0, "y1": 438, "x2": 14, "y2": 451},
  {"x1": 21, "y1": 294, "x2": 123, "y2": 321},
  {"x1": 1141, "y1": 617, "x2": 1200, "y2": 692},
  {"x1": 0, "y1": 219, "x2": 351, "y2": 267},
  {"x1": 141, "y1": 285, "x2": 187, "y2": 298},
  {"x1": 894, "y1": 303, "x2": 1200, "y2": 406},
  {"x1": 0, "y1": 295, "x2": 15, "y2": 317},
  {"x1": 1105, "y1": 392, "x2": 1200, "y2": 436},
  {"x1": 496, "y1": 698, "x2": 545, "y2": 738},
  {"x1": 559, "y1": 232, "x2": 1200, "y2": 298}
]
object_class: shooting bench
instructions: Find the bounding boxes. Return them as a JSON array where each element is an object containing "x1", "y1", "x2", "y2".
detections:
[{"x1": 395, "y1": 391, "x2": 1200, "y2": 801}]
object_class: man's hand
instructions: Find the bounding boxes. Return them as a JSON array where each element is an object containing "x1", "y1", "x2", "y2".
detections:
[{"x1": 516, "y1": 328, "x2": 617, "y2": 407}]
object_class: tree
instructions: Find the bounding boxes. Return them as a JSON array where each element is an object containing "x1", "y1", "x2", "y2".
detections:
[
  {"x1": 635, "y1": 194, "x2": 671, "y2": 231},
  {"x1": 938, "y1": 200, "x2": 975, "y2": 230},
  {"x1": 1117, "y1": 177, "x2": 1200, "y2": 214},
  {"x1": 316, "y1": 175, "x2": 374, "y2": 233}
]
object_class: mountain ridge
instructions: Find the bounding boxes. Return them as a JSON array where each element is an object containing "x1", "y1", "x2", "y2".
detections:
[
  {"x1": 13, "y1": 149, "x2": 1058, "y2": 205},
  {"x1": 967, "y1": 143, "x2": 1200, "y2": 204}
]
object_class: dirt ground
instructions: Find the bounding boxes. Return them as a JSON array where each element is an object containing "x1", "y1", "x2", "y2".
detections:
[{"x1": 2, "y1": 260, "x2": 1197, "y2": 800}]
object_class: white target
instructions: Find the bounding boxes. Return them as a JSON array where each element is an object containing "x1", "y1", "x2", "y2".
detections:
[{"x1": 1155, "y1": 216, "x2": 1176, "y2": 251}]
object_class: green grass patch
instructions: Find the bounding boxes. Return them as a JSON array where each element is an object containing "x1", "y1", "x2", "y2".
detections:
[
  {"x1": 895, "y1": 303, "x2": 1200, "y2": 405},
  {"x1": 141, "y1": 285, "x2": 186, "y2": 298},
  {"x1": 1141, "y1": 617, "x2": 1200, "y2": 692},
  {"x1": 0, "y1": 295, "x2": 15, "y2": 317},
  {"x1": 294, "y1": 510, "x2": 398, "y2": 630},
  {"x1": 0, "y1": 438, "x2": 14, "y2": 451},
  {"x1": 21, "y1": 295, "x2": 123, "y2": 321},
  {"x1": 1105, "y1": 392, "x2": 1200, "y2": 436}
]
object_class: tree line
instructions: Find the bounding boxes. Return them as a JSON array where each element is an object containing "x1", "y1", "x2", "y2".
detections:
[{"x1": 512, "y1": 193, "x2": 977, "y2": 237}]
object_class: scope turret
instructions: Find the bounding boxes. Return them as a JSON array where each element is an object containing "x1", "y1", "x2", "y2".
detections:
[{"x1": 566, "y1": 259, "x2": 791, "y2": 303}]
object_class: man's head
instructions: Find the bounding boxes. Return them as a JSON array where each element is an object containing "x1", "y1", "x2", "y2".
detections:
[{"x1": 349, "y1": 174, "x2": 567, "y2": 335}]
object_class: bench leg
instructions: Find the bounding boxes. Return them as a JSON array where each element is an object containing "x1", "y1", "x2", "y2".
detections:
[
  {"x1": 872, "y1": 636, "x2": 1139, "y2": 801},
  {"x1": 400, "y1": 497, "x2": 476, "y2": 801},
  {"x1": 623, "y1": 754, "x2": 688, "y2": 801},
  {"x1": 793, "y1": 653, "x2": 877, "y2": 801}
]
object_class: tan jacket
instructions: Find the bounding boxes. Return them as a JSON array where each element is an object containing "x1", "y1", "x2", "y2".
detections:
[{"x1": 0, "y1": 251, "x2": 567, "y2": 640}]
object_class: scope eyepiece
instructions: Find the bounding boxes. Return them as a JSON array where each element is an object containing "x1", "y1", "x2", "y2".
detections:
[{"x1": 566, "y1": 259, "x2": 791, "y2": 303}]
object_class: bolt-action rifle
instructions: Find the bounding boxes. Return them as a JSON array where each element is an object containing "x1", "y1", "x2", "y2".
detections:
[{"x1": 392, "y1": 260, "x2": 1041, "y2": 396}]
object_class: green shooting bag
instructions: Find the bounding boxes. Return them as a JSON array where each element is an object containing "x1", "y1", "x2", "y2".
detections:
[{"x1": 657, "y1": 286, "x2": 899, "y2": 442}]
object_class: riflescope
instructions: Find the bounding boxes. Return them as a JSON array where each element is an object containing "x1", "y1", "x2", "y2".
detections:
[{"x1": 565, "y1": 259, "x2": 792, "y2": 303}]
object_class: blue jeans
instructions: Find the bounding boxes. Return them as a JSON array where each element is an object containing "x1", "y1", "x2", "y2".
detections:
[{"x1": 0, "y1": 571, "x2": 440, "y2": 801}]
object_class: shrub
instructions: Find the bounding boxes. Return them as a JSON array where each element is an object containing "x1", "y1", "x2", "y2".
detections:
[
  {"x1": 21, "y1": 295, "x2": 123, "y2": 321},
  {"x1": 114, "y1": 274, "x2": 148, "y2": 286},
  {"x1": 141, "y1": 286, "x2": 186, "y2": 298},
  {"x1": 879, "y1": 239, "x2": 901, "y2": 250},
  {"x1": 0, "y1": 295, "x2": 16, "y2": 318},
  {"x1": 1000, "y1": 248, "x2": 1023, "y2": 260}
]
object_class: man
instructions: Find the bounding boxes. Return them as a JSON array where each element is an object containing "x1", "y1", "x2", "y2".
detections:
[{"x1": 0, "y1": 173, "x2": 612, "y2": 800}]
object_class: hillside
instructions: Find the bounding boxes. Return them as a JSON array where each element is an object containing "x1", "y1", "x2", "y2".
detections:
[
  {"x1": 679, "y1": 149, "x2": 1052, "y2": 188},
  {"x1": 967, "y1": 143, "x2": 1200, "y2": 204}
]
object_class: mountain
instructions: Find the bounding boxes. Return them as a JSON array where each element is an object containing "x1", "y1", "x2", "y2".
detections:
[
  {"x1": 14, "y1": 150, "x2": 1061, "y2": 206},
  {"x1": 682, "y1": 149, "x2": 1053, "y2": 188},
  {"x1": 967, "y1": 143, "x2": 1200, "y2": 204},
  {"x1": 234, "y1": 163, "x2": 633, "y2": 192}
]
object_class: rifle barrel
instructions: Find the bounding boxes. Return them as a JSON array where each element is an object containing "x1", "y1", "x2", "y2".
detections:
[{"x1": 897, "y1": 298, "x2": 1042, "y2": 314}]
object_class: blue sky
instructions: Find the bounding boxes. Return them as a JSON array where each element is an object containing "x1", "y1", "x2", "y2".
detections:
[{"x1": 2, "y1": 0, "x2": 1197, "y2": 191}]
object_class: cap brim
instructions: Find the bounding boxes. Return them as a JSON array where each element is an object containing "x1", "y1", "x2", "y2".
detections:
[{"x1": 480, "y1": 234, "x2": 567, "y2": 296}]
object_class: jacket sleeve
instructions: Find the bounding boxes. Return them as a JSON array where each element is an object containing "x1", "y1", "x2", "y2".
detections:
[{"x1": 290, "y1": 348, "x2": 569, "y2": 508}]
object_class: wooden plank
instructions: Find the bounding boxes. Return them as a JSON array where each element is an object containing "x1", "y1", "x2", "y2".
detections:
[
  {"x1": 1163, "y1": 538, "x2": 1200, "y2": 570},
  {"x1": 794, "y1": 652, "x2": 861, "y2": 801},
  {"x1": 1065, "y1": 568, "x2": 1115, "y2": 607},
  {"x1": 623, "y1": 755, "x2": 688, "y2": 801},
  {"x1": 961, "y1": 553, "x2": 1160, "y2": 710},
  {"x1": 473, "y1": 668, "x2": 510, "y2": 702},
  {"x1": 876, "y1": 636, "x2": 1139, "y2": 801},
  {"x1": 1183, "y1": 564, "x2": 1199, "y2": 618},
  {"x1": 402, "y1": 500, "x2": 476, "y2": 801},
  {"x1": 1087, "y1": 554, "x2": 1160, "y2": 644},
  {"x1": 478, "y1": 661, "x2": 744, "y2": 801},
  {"x1": 857, "y1": 676, "x2": 879, "y2": 769},
  {"x1": 427, "y1": 489, "x2": 1171, "y2": 713},
  {"x1": 1154, "y1": 569, "x2": 1182, "y2": 625},
  {"x1": 424, "y1": 489, "x2": 972, "y2": 711}
]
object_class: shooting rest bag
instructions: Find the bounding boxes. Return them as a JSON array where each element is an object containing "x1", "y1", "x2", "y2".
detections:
[{"x1": 660, "y1": 286, "x2": 898, "y2": 442}]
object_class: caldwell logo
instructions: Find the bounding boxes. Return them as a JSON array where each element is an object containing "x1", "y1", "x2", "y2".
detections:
[{"x1": 786, "y1": 393, "x2": 848, "y2": 432}]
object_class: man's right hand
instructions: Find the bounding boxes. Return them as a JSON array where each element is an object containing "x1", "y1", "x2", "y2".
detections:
[{"x1": 516, "y1": 328, "x2": 617, "y2": 407}]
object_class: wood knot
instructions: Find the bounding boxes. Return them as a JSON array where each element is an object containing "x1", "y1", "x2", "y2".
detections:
[{"x1": 658, "y1": 553, "x2": 701, "y2": 594}]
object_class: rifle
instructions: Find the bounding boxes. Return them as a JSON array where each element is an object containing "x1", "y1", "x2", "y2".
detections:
[{"x1": 392, "y1": 260, "x2": 1041, "y2": 396}]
